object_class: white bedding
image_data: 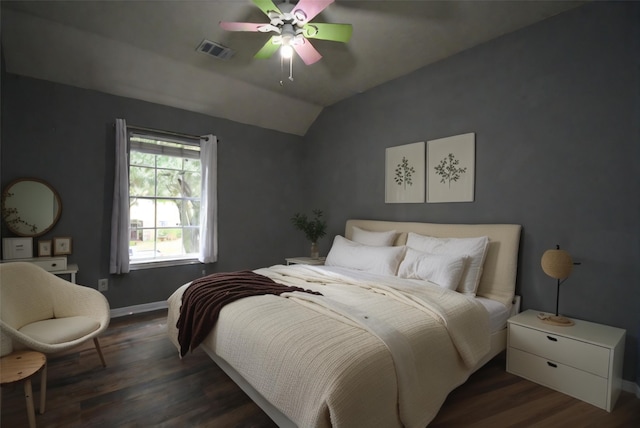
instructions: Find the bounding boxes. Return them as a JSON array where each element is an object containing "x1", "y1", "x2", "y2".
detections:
[
  {"x1": 168, "y1": 264, "x2": 491, "y2": 428},
  {"x1": 476, "y1": 296, "x2": 511, "y2": 333},
  {"x1": 167, "y1": 219, "x2": 522, "y2": 427}
]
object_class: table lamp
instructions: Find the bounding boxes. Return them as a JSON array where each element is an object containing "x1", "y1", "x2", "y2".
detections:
[{"x1": 540, "y1": 245, "x2": 575, "y2": 326}]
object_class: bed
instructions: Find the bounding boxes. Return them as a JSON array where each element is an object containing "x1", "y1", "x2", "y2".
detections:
[{"x1": 167, "y1": 219, "x2": 522, "y2": 427}]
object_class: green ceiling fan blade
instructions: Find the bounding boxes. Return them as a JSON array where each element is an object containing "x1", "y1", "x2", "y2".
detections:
[
  {"x1": 302, "y1": 23, "x2": 352, "y2": 42},
  {"x1": 252, "y1": 0, "x2": 281, "y2": 17},
  {"x1": 254, "y1": 36, "x2": 281, "y2": 59}
]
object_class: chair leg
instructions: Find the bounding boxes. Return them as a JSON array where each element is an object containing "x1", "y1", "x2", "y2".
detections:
[{"x1": 93, "y1": 337, "x2": 107, "y2": 367}]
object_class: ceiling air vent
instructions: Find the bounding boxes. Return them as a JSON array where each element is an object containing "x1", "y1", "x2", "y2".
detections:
[{"x1": 196, "y1": 39, "x2": 235, "y2": 60}]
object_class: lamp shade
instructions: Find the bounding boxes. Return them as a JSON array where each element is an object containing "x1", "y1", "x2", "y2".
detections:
[{"x1": 541, "y1": 248, "x2": 573, "y2": 279}]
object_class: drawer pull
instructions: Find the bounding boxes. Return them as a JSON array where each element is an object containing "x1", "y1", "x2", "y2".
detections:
[
  {"x1": 546, "y1": 335, "x2": 558, "y2": 342},
  {"x1": 547, "y1": 361, "x2": 558, "y2": 368},
  {"x1": 52, "y1": 263, "x2": 57, "y2": 267}
]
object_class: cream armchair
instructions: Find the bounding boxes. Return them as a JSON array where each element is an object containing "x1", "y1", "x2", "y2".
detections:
[{"x1": 0, "y1": 262, "x2": 110, "y2": 367}]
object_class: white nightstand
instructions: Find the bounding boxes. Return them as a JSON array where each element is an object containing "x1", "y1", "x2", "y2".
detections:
[
  {"x1": 507, "y1": 309, "x2": 625, "y2": 412},
  {"x1": 285, "y1": 257, "x2": 326, "y2": 266}
]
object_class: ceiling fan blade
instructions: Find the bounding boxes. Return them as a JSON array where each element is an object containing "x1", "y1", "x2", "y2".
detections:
[
  {"x1": 292, "y1": 0, "x2": 334, "y2": 24},
  {"x1": 220, "y1": 22, "x2": 268, "y2": 32},
  {"x1": 252, "y1": 0, "x2": 282, "y2": 17},
  {"x1": 293, "y1": 39, "x2": 322, "y2": 65},
  {"x1": 302, "y1": 23, "x2": 352, "y2": 42},
  {"x1": 254, "y1": 36, "x2": 281, "y2": 59}
]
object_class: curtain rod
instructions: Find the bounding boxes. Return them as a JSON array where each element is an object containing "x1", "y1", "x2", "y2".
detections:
[{"x1": 117, "y1": 123, "x2": 217, "y2": 142}]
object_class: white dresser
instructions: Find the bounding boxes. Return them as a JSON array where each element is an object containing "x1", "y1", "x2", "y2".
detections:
[
  {"x1": 0, "y1": 257, "x2": 79, "y2": 283},
  {"x1": 507, "y1": 309, "x2": 625, "y2": 412}
]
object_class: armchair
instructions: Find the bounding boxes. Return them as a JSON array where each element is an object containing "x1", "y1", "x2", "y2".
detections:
[{"x1": 0, "y1": 262, "x2": 110, "y2": 367}]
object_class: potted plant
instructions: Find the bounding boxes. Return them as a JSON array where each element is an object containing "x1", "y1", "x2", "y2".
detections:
[{"x1": 290, "y1": 209, "x2": 327, "y2": 259}]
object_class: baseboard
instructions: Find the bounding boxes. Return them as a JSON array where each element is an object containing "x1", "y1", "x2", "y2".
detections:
[
  {"x1": 622, "y1": 380, "x2": 640, "y2": 399},
  {"x1": 110, "y1": 301, "x2": 168, "y2": 318}
]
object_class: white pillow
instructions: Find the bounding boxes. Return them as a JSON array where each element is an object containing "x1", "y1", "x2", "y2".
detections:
[
  {"x1": 405, "y1": 232, "x2": 489, "y2": 296},
  {"x1": 351, "y1": 226, "x2": 398, "y2": 246},
  {"x1": 325, "y1": 235, "x2": 405, "y2": 276},
  {"x1": 398, "y1": 248, "x2": 468, "y2": 290}
]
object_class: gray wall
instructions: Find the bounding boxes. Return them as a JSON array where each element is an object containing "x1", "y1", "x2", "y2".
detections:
[
  {"x1": 1, "y1": 74, "x2": 309, "y2": 309},
  {"x1": 304, "y1": 2, "x2": 639, "y2": 382},
  {"x1": 1, "y1": 2, "x2": 638, "y2": 383}
]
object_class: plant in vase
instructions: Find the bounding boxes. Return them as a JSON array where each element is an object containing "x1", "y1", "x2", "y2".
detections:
[{"x1": 290, "y1": 209, "x2": 327, "y2": 259}]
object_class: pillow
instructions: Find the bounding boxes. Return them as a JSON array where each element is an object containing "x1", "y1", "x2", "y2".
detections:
[
  {"x1": 351, "y1": 226, "x2": 398, "y2": 246},
  {"x1": 398, "y1": 248, "x2": 468, "y2": 290},
  {"x1": 405, "y1": 232, "x2": 489, "y2": 296},
  {"x1": 325, "y1": 235, "x2": 405, "y2": 276}
]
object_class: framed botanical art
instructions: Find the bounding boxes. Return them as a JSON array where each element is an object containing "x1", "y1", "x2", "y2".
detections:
[
  {"x1": 385, "y1": 141, "x2": 425, "y2": 203},
  {"x1": 38, "y1": 240, "x2": 52, "y2": 257},
  {"x1": 53, "y1": 237, "x2": 73, "y2": 255},
  {"x1": 427, "y1": 133, "x2": 475, "y2": 203}
]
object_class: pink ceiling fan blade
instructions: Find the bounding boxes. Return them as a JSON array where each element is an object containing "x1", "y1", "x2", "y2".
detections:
[
  {"x1": 292, "y1": 0, "x2": 334, "y2": 24},
  {"x1": 219, "y1": 22, "x2": 267, "y2": 32},
  {"x1": 293, "y1": 39, "x2": 322, "y2": 65}
]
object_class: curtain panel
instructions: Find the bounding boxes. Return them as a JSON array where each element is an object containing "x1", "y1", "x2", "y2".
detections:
[
  {"x1": 109, "y1": 118, "x2": 131, "y2": 274},
  {"x1": 199, "y1": 135, "x2": 218, "y2": 263}
]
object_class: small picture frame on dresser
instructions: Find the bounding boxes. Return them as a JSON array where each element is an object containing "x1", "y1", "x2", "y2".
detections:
[
  {"x1": 53, "y1": 237, "x2": 72, "y2": 256},
  {"x1": 38, "y1": 240, "x2": 52, "y2": 257}
]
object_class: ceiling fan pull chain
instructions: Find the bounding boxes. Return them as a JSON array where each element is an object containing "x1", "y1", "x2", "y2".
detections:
[
  {"x1": 289, "y1": 56, "x2": 294, "y2": 82},
  {"x1": 280, "y1": 55, "x2": 285, "y2": 86}
]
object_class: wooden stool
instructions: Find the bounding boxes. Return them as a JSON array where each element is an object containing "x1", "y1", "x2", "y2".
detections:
[{"x1": 1, "y1": 350, "x2": 47, "y2": 428}]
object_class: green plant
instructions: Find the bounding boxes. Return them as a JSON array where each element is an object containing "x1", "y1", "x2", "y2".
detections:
[{"x1": 290, "y1": 209, "x2": 327, "y2": 243}]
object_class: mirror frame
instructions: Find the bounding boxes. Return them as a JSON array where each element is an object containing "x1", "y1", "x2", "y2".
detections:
[{"x1": 1, "y1": 177, "x2": 62, "y2": 237}]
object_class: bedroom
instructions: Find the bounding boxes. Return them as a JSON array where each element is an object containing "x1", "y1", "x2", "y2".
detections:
[{"x1": 1, "y1": 0, "x2": 638, "y2": 425}]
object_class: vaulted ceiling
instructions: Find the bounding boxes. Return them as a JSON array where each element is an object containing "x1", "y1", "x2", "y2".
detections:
[{"x1": 1, "y1": 1, "x2": 584, "y2": 135}]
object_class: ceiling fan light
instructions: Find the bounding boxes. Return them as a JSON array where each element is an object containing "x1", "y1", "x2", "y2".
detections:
[{"x1": 280, "y1": 45, "x2": 294, "y2": 59}]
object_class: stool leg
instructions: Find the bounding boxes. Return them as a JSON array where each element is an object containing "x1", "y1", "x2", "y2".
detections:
[
  {"x1": 40, "y1": 362, "x2": 47, "y2": 414},
  {"x1": 24, "y1": 378, "x2": 36, "y2": 428}
]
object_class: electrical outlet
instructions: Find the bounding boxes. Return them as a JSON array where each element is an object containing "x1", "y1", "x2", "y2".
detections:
[{"x1": 98, "y1": 278, "x2": 108, "y2": 292}]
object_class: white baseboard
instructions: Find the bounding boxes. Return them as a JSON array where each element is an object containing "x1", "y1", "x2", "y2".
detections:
[
  {"x1": 110, "y1": 301, "x2": 168, "y2": 318},
  {"x1": 622, "y1": 380, "x2": 640, "y2": 399}
]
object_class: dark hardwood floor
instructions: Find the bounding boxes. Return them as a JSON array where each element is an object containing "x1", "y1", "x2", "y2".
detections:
[{"x1": 1, "y1": 310, "x2": 638, "y2": 427}]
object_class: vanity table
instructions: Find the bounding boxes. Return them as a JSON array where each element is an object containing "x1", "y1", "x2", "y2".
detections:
[
  {"x1": 1, "y1": 178, "x2": 77, "y2": 282},
  {"x1": 0, "y1": 257, "x2": 78, "y2": 283}
]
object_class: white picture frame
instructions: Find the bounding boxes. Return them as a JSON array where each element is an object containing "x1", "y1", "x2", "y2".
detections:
[
  {"x1": 427, "y1": 133, "x2": 475, "y2": 203},
  {"x1": 385, "y1": 141, "x2": 425, "y2": 203}
]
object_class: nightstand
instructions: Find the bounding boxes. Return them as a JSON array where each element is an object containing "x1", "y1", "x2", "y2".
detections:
[
  {"x1": 507, "y1": 309, "x2": 625, "y2": 412},
  {"x1": 285, "y1": 257, "x2": 326, "y2": 266}
]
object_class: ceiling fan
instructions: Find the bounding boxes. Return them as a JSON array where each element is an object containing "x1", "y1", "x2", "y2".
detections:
[{"x1": 220, "y1": 0, "x2": 353, "y2": 66}]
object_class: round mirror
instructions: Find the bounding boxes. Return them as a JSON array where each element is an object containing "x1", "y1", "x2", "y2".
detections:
[{"x1": 1, "y1": 178, "x2": 62, "y2": 237}]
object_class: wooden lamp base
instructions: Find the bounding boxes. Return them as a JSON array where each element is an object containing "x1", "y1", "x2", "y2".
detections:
[{"x1": 542, "y1": 315, "x2": 575, "y2": 327}]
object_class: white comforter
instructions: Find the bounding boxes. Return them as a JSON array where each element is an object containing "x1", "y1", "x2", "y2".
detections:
[{"x1": 167, "y1": 264, "x2": 490, "y2": 428}]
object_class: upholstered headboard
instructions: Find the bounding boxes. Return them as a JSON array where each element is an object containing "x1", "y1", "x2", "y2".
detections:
[{"x1": 345, "y1": 219, "x2": 522, "y2": 307}]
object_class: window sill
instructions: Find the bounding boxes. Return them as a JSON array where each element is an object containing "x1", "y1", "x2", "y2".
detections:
[{"x1": 129, "y1": 258, "x2": 201, "y2": 270}]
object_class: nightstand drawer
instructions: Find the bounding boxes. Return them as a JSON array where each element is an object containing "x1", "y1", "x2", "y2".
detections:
[
  {"x1": 508, "y1": 348, "x2": 608, "y2": 409},
  {"x1": 509, "y1": 324, "x2": 610, "y2": 377}
]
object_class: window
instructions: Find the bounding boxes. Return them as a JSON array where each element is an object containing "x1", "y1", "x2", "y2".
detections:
[{"x1": 128, "y1": 133, "x2": 202, "y2": 265}]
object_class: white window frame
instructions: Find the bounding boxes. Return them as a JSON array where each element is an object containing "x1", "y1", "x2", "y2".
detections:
[{"x1": 128, "y1": 131, "x2": 203, "y2": 269}]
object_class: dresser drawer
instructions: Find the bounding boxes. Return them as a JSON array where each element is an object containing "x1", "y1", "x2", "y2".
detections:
[
  {"x1": 509, "y1": 323, "x2": 610, "y2": 377},
  {"x1": 508, "y1": 348, "x2": 608, "y2": 409},
  {"x1": 29, "y1": 257, "x2": 67, "y2": 272}
]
